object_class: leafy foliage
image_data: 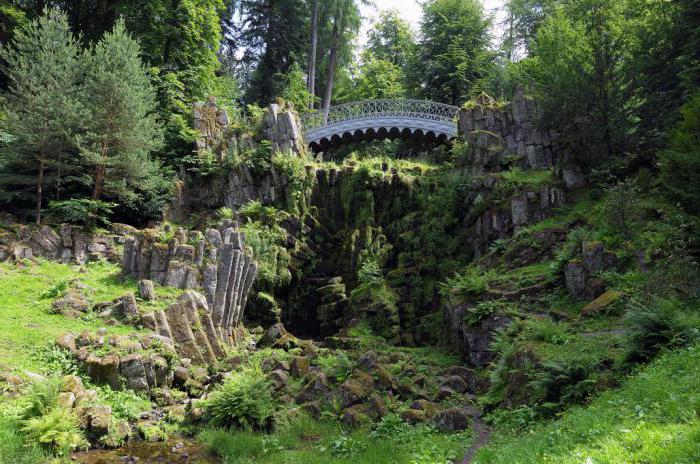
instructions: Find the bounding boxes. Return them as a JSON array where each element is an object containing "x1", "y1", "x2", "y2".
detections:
[
  {"x1": 624, "y1": 298, "x2": 700, "y2": 364},
  {"x1": 21, "y1": 407, "x2": 88, "y2": 456},
  {"x1": 205, "y1": 365, "x2": 276, "y2": 430},
  {"x1": 48, "y1": 199, "x2": 115, "y2": 228}
]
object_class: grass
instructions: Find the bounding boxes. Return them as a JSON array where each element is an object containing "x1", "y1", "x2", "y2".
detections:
[
  {"x1": 0, "y1": 415, "x2": 47, "y2": 464},
  {"x1": 476, "y1": 343, "x2": 700, "y2": 463},
  {"x1": 0, "y1": 259, "x2": 144, "y2": 372},
  {"x1": 200, "y1": 413, "x2": 471, "y2": 464}
]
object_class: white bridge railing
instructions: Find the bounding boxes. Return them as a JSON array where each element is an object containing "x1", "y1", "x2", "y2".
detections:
[{"x1": 301, "y1": 99, "x2": 460, "y2": 134}]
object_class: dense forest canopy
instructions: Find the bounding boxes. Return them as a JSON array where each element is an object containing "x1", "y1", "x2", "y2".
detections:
[{"x1": 0, "y1": 0, "x2": 698, "y2": 225}]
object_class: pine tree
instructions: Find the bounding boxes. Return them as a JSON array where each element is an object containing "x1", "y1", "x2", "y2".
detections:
[
  {"x1": 80, "y1": 19, "x2": 163, "y2": 206},
  {"x1": 0, "y1": 7, "x2": 82, "y2": 223}
]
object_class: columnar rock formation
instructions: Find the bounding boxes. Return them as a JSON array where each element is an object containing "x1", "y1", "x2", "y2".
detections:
[
  {"x1": 458, "y1": 88, "x2": 558, "y2": 173},
  {"x1": 122, "y1": 222, "x2": 258, "y2": 345}
]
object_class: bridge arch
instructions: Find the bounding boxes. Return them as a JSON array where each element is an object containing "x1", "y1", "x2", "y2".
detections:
[{"x1": 301, "y1": 99, "x2": 460, "y2": 153}]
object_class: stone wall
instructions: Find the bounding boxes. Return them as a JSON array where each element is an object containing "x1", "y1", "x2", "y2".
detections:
[{"x1": 458, "y1": 88, "x2": 558, "y2": 174}]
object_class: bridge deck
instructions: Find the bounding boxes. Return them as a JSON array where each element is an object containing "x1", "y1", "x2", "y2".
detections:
[{"x1": 301, "y1": 99, "x2": 460, "y2": 150}]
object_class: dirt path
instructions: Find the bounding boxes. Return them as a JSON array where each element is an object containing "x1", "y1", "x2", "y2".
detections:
[{"x1": 461, "y1": 417, "x2": 493, "y2": 464}]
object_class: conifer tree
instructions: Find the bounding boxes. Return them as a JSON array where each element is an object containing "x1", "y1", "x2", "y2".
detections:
[
  {"x1": 80, "y1": 19, "x2": 163, "y2": 205},
  {"x1": 0, "y1": 7, "x2": 82, "y2": 223}
]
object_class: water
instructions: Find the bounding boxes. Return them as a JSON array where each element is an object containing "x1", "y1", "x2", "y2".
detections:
[{"x1": 71, "y1": 437, "x2": 221, "y2": 464}]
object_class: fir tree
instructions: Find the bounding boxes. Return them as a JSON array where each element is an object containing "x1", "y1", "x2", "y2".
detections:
[{"x1": 0, "y1": 7, "x2": 82, "y2": 223}]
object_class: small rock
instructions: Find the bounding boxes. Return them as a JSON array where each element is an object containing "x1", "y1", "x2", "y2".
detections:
[{"x1": 433, "y1": 407, "x2": 471, "y2": 432}]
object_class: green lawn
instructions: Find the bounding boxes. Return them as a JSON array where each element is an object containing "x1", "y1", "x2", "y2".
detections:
[
  {"x1": 0, "y1": 259, "x2": 144, "y2": 372},
  {"x1": 200, "y1": 413, "x2": 472, "y2": 464},
  {"x1": 475, "y1": 343, "x2": 700, "y2": 463}
]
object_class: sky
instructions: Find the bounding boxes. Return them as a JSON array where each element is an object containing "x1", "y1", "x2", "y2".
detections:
[{"x1": 358, "y1": 0, "x2": 506, "y2": 46}]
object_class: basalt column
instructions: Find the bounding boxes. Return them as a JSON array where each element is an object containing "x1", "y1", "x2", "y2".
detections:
[{"x1": 122, "y1": 222, "x2": 258, "y2": 358}]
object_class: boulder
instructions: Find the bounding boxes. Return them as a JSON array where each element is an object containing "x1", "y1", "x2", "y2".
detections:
[
  {"x1": 290, "y1": 356, "x2": 310, "y2": 377},
  {"x1": 435, "y1": 386, "x2": 456, "y2": 402},
  {"x1": 268, "y1": 369, "x2": 289, "y2": 390},
  {"x1": 444, "y1": 366, "x2": 478, "y2": 393},
  {"x1": 439, "y1": 376, "x2": 469, "y2": 394},
  {"x1": 295, "y1": 373, "x2": 330, "y2": 404},
  {"x1": 336, "y1": 371, "x2": 374, "y2": 408},
  {"x1": 565, "y1": 260, "x2": 587, "y2": 298},
  {"x1": 119, "y1": 354, "x2": 149, "y2": 392},
  {"x1": 138, "y1": 280, "x2": 157, "y2": 301},
  {"x1": 433, "y1": 407, "x2": 471, "y2": 432},
  {"x1": 401, "y1": 409, "x2": 427, "y2": 424},
  {"x1": 341, "y1": 405, "x2": 369, "y2": 427},
  {"x1": 89, "y1": 405, "x2": 112, "y2": 436},
  {"x1": 409, "y1": 400, "x2": 442, "y2": 419},
  {"x1": 581, "y1": 290, "x2": 623, "y2": 316},
  {"x1": 55, "y1": 333, "x2": 77, "y2": 353},
  {"x1": 57, "y1": 392, "x2": 76, "y2": 409}
]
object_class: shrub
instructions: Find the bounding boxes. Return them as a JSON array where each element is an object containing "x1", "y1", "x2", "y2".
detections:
[
  {"x1": 205, "y1": 365, "x2": 275, "y2": 430},
  {"x1": 463, "y1": 299, "x2": 514, "y2": 326},
  {"x1": 315, "y1": 351, "x2": 354, "y2": 383},
  {"x1": 522, "y1": 317, "x2": 570, "y2": 345},
  {"x1": 48, "y1": 198, "x2": 116, "y2": 229},
  {"x1": 440, "y1": 266, "x2": 497, "y2": 300},
  {"x1": 624, "y1": 298, "x2": 700, "y2": 364},
  {"x1": 21, "y1": 407, "x2": 88, "y2": 456},
  {"x1": 528, "y1": 361, "x2": 597, "y2": 417},
  {"x1": 215, "y1": 207, "x2": 233, "y2": 221},
  {"x1": 34, "y1": 343, "x2": 81, "y2": 376}
]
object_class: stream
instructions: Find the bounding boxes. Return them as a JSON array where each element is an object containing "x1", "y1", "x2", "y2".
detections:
[{"x1": 71, "y1": 437, "x2": 221, "y2": 464}]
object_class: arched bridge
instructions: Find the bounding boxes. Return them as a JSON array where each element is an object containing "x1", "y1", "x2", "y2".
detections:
[{"x1": 301, "y1": 99, "x2": 460, "y2": 152}]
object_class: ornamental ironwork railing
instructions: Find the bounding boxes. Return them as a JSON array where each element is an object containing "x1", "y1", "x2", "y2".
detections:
[{"x1": 301, "y1": 99, "x2": 460, "y2": 133}]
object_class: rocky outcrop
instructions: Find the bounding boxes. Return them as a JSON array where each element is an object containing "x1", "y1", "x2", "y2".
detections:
[
  {"x1": 0, "y1": 223, "x2": 127, "y2": 264},
  {"x1": 444, "y1": 307, "x2": 513, "y2": 367},
  {"x1": 262, "y1": 103, "x2": 306, "y2": 154},
  {"x1": 564, "y1": 240, "x2": 617, "y2": 300},
  {"x1": 458, "y1": 89, "x2": 558, "y2": 174},
  {"x1": 471, "y1": 183, "x2": 566, "y2": 256}
]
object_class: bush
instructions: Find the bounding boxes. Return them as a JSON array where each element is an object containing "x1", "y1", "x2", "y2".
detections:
[
  {"x1": 48, "y1": 198, "x2": 116, "y2": 228},
  {"x1": 205, "y1": 365, "x2": 275, "y2": 430},
  {"x1": 21, "y1": 407, "x2": 88, "y2": 456},
  {"x1": 440, "y1": 266, "x2": 496, "y2": 300},
  {"x1": 528, "y1": 361, "x2": 597, "y2": 417},
  {"x1": 624, "y1": 298, "x2": 700, "y2": 364}
]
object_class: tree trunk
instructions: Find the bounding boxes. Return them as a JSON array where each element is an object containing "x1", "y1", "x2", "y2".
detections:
[
  {"x1": 307, "y1": 0, "x2": 319, "y2": 109},
  {"x1": 35, "y1": 151, "x2": 44, "y2": 225},
  {"x1": 92, "y1": 164, "x2": 105, "y2": 200},
  {"x1": 322, "y1": 10, "x2": 342, "y2": 124}
]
